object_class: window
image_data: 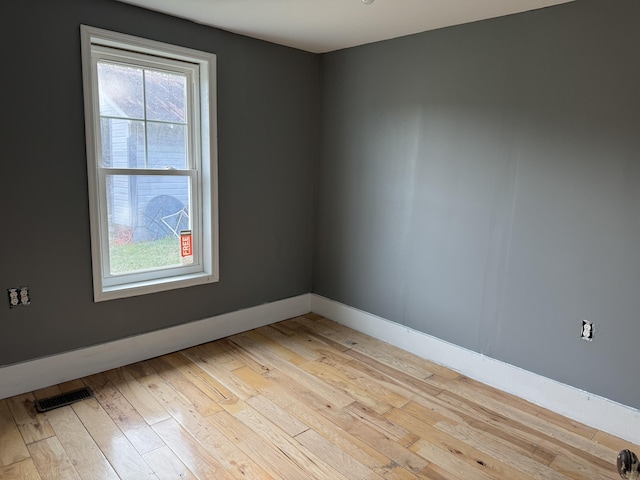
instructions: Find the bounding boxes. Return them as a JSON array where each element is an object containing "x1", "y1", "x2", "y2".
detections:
[{"x1": 80, "y1": 26, "x2": 218, "y2": 301}]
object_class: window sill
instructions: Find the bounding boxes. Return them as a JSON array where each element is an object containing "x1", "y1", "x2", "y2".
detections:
[{"x1": 95, "y1": 271, "x2": 218, "y2": 302}]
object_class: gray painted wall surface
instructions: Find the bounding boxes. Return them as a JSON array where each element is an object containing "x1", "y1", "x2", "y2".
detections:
[
  {"x1": 0, "y1": 0, "x2": 317, "y2": 365},
  {"x1": 314, "y1": 0, "x2": 640, "y2": 409}
]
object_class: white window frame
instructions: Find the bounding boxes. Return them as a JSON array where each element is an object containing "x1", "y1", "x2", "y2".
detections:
[{"x1": 80, "y1": 25, "x2": 218, "y2": 301}]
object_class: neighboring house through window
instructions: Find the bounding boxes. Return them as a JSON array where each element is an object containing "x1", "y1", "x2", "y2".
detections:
[{"x1": 80, "y1": 25, "x2": 218, "y2": 301}]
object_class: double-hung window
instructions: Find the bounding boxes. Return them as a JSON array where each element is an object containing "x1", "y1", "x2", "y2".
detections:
[{"x1": 80, "y1": 26, "x2": 218, "y2": 301}]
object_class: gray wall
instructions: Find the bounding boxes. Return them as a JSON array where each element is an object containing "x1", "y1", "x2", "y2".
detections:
[
  {"x1": 0, "y1": 0, "x2": 317, "y2": 365},
  {"x1": 314, "y1": 0, "x2": 640, "y2": 409}
]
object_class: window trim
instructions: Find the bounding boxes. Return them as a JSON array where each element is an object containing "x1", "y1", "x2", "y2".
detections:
[{"x1": 80, "y1": 25, "x2": 219, "y2": 302}]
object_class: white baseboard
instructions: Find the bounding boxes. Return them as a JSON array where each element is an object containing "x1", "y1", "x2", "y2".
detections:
[
  {"x1": 0, "y1": 294, "x2": 312, "y2": 400},
  {"x1": 310, "y1": 294, "x2": 640, "y2": 446}
]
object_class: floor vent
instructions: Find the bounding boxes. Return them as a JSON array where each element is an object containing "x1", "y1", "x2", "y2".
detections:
[{"x1": 34, "y1": 387, "x2": 94, "y2": 413}]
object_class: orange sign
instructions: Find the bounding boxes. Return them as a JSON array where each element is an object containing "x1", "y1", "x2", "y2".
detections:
[{"x1": 180, "y1": 230, "x2": 192, "y2": 257}]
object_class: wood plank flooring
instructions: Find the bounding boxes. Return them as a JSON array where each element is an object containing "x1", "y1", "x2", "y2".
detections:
[{"x1": 0, "y1": 314, "x2": 637, "y2": 479}]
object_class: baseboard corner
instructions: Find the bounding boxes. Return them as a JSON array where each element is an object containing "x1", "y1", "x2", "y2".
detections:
[{"x1": 309, "y1": 293, "x2": 640, "y2": 446}]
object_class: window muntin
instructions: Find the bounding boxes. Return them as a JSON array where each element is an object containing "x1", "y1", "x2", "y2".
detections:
[
  {"x1": 96, "y1": 57, "x2": 190, "y2": 170},
  {"x1": 81, "y1": 26, "x2": 218, "y2": 301}
]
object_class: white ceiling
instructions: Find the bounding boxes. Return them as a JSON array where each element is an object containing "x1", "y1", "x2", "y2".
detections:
[{"x1": 115, "y1": 0, "x2": 575, "y2": 53}]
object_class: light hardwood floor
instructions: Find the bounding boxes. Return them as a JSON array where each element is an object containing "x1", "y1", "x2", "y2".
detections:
[{"x1": 0, "y1": 314, "x2": 637, "y2": 479}]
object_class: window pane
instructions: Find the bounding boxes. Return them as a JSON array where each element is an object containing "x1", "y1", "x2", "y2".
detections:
[
  {"x1": 145, "y1": 70, "x2": 187, "y2": 123},
  {"x1": 100, "y1": 118, "x2": 145, "y2": 168},
  {"x1": 105, "y1": 175, "x2": 191, "y2": 275},
  {"x1": 147, "y1": 122, "x2": 187, "y2": 169},
  {"x1": 97, "y1": 62, "x2": 144, "y2": 119}
]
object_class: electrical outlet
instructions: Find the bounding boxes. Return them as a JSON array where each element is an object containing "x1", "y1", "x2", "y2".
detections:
[
  {"x1": 581, "y1": 320, "x2": 593, "y2": 341},
  {"x1": 8, "y1": 287, "x2": 30, "y2": 308}
]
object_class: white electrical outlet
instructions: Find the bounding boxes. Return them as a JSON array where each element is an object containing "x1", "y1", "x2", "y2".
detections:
[
  {"x1": 19, "y1": 287, "x2": 30, "y2": 305},
  {"x1": 581, "y1": 320, "x2": 593, "y2": 341},
  {"x1": 8, "y1": 288, "x2": 19, "y2": 307}
]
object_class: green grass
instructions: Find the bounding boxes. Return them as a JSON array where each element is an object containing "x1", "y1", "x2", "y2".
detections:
[{"x1": 110, "y1": 235, "x2": 181, "y2": 274}]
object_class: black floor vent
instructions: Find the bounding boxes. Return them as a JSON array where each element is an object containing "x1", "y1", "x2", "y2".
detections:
[{"x1": 34, "y1": 387, "x2": 94, "y2": 412}]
